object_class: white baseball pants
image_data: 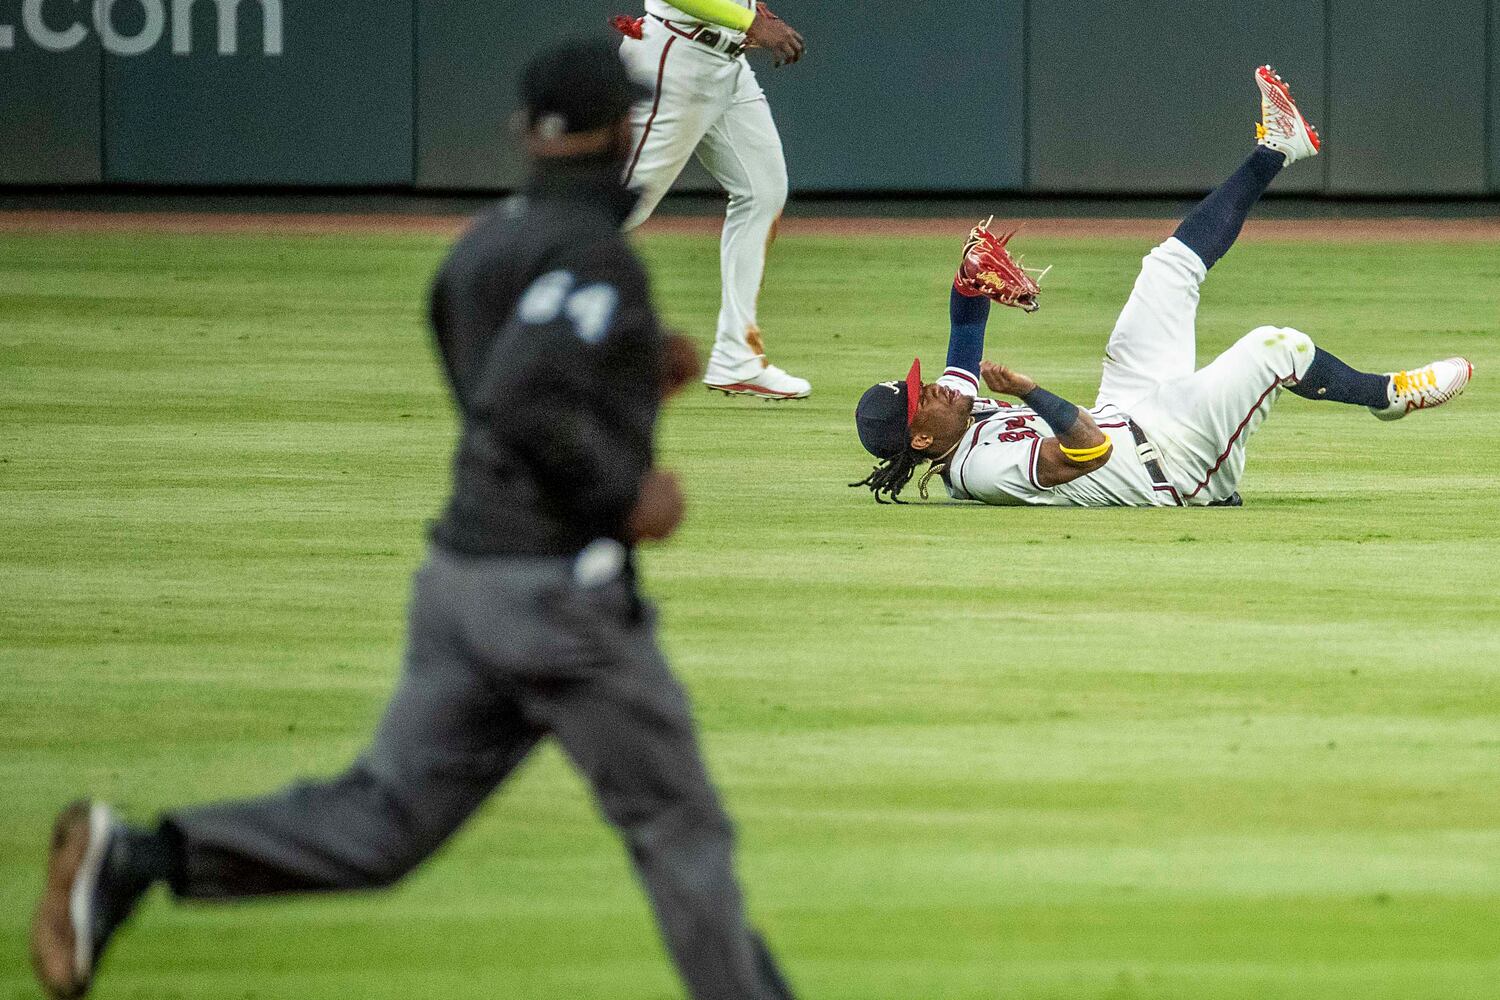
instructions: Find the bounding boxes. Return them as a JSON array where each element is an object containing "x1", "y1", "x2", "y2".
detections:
[
  {"x1": 1095, "y1": 238, "x2": 1316, "y2": 504},
  {"x1": 619, "y1": 17, "x2": 789, "y2": 380}
]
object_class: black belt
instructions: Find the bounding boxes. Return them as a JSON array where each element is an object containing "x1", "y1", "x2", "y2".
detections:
[
  {"x1": 1126, "y1": 419, "x2": 1183, "y2": 507},
  {"x1": 650, "y1": 14, "x2": 747, "y2": 56}
]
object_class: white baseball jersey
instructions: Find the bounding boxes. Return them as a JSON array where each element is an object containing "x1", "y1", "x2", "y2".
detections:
[
  {"x1": 933, "y1": 237, "x2": 1318, "y2": 508},
  {"x1": 932, "y1": 368, "x2": 1175, "y2": 507}
]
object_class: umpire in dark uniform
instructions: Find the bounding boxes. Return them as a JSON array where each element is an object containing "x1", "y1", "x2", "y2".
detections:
[{"x1": 31, "y1": 39, "x2": 796, "y2": 1000}]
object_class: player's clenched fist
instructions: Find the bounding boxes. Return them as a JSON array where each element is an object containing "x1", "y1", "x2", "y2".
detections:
[
  {"x1": 628, "y1": 469, "x2": 686, "y2": 543},
  {"x1": 745, "y1": 2, "x2": 805, "y2": 67},
  {"x1": 980, "y1": 360, "x2": 1038, "y2": 398},
  {"x1": 661, "y1": 332, "x2": 701, "y2": 398}
]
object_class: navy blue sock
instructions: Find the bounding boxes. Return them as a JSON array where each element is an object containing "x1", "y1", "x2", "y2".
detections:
[
  {"x1": 946, "y1": 287, "x2": 990, "y2": 374},
  {"x1": 1289, "y1": 348, "x2": 1391, "y2": 408},
  {"x1": 1172, "y1": 146, "x2": 1285, "y2": 270}
]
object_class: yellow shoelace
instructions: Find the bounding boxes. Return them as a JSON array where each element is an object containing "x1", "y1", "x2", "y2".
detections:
[{"x1": 1392, "y1": 369, "x2": 1437, "y2": 396}]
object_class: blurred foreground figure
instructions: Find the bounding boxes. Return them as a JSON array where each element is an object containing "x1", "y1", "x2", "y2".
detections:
[{"x1": 32, "y1": 38, "x2": 795, "y2": 1000}]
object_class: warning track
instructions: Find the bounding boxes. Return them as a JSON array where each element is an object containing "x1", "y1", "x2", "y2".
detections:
[{"x1": 2, "y1": 210, "x2": 1499, "y2": 242}]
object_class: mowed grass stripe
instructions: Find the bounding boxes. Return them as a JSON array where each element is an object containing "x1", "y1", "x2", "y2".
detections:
[{"x1": 2, "y1": 228, "x2": 1497, "y2": 999}]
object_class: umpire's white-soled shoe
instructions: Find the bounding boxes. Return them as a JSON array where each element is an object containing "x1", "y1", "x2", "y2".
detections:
[
  {"x1": 704, "y1": 363, "x2": 811, "y2": 400},
  {"x1": 32, "y1": 801, "x2": 144, "y2": 999},
  {"x1": 1255, "y1": 64, "x2": 1321, "y2": 164},
  {"x1": 1370, "y1": 357, "x2": 1474, "y2": 421}
]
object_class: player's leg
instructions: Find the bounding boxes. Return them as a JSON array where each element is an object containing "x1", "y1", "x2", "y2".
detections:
[
  {"x1": 619, "y1": 25, "x2": 731, "y2": 231},
  {"x1": 1097, "y1": 148, "x2": 1291, "y2": 409},
  {"x1": 162, "y1": 554, "x2": 545, "y2": 896},
  {"x1": 534, "y1": 599, "x2": 794, "y2": 1000},
  {"x1": 1133, "y1": 326, "x2": 1472, "y2": 503},
  {"x1": 692, "y1": 71, "x2": 809, "y2": 400},
  {"x1": 1097, "y1": 66, "x2": 1320, "y2": 410},
  {"x1": 1129, "y1": 325, "x2": 1318, "y2": 503},
  {"x1": 31, "y1": 553, "x2": 543, "y2": 997}
]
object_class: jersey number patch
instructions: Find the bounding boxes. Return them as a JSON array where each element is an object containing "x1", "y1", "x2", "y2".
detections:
[{"x1": 517, "y1": 270, "x2": 619, "y2": 344}]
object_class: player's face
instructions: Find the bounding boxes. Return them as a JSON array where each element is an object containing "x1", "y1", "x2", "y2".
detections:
[{"x1": 909, "y1": 381, "x2": 970, "y2": 453}]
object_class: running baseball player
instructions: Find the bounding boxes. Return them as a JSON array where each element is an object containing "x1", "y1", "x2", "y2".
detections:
[
  {"x1": 852, "y1": 67, "x2": 1474, "y2": 507},
  {"x1": 613, "y1": 0, "x2": 811, "y2": 399}
]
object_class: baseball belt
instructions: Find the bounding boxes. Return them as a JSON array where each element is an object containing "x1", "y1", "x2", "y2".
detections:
[
  {"x1": 650, "y1": 14, "x2": 747, "y2": 57},
  {"x1": 1126, "y1": 418, "x2": 1183, "y2": 507}
]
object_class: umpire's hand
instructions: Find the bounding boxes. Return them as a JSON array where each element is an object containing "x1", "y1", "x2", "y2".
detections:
[{"x1": 628, "y1": 469, "x2": 686, "y2": 543}]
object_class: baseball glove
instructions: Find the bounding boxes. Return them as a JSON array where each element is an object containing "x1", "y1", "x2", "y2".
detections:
[{"x1": 953, "y1": 218, "x2": 1050, "y2": 313}]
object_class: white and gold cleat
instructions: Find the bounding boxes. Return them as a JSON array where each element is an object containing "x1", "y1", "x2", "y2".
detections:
[
  {"x1": 1370, "y1": 357, "x2": 1474, "y2": 421},
  {"x1": 1255, "y1": 64, "x2": 1321, "y2": 165}
]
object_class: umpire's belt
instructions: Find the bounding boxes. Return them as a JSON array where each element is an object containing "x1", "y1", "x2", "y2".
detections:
[
  {"x1": 652, "y1": 15, "x2": 747, "y2": 56},
  {"x1": 1127, "y1": 418, "x2": 1183, "y2": 507}
]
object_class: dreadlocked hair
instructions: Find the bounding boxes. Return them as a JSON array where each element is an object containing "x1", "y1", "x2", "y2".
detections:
[
  {"x1": 850, "y1": 448, "x2": 928, "y2": 504},
  {"x1": 850, "y1": 423, "x2": 970, "y2": 504}
]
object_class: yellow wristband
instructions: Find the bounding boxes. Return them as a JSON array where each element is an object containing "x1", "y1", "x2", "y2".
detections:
[
  {"x1": 1059, "y1": 440, "x2": 1113, "y2": 464},
  {"x1": 668, "y1": 0, "x2": 756, "y2": 32}
]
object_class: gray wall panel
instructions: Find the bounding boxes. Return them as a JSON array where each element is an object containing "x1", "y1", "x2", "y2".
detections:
[
  {"x1": 6, "y1": 0, "x2": 1500, "y2": 194},
  {"x1": 0, "y1": 0, "x2": 101, "y2": 184},
  {"x1": 416, "y1": 3, "x2": 1022, "y2": 194},
  {"x1": 416, "y1": 4, "x2": 591, "y2": 190},
  {"x1": 1328, "y1": 0, "x2": 1487, "y2": 194},
  {"x1": 1029, "y1": 0, "x2": 1326, "y2": 193},
  {"x1": 759, "y1": 2, "x2": 1024, "y2": 191},
  {"x1": 1491, "y1": 0, "x2": 1499, "y2": 191},
  {"x1": 105, "y1": 2, "x2": 413, "y2": 185}
]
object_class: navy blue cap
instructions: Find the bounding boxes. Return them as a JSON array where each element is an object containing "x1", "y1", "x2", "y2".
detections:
[{"x1": 854, "y1": 358, "x2": 923, "y2": 459}]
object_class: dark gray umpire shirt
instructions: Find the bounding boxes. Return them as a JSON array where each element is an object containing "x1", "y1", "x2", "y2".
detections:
[{"x1": 428, "y1": 158, "x2": 664, "y2": 559}]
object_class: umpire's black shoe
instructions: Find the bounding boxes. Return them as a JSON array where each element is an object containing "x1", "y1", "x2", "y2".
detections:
[{"x1": 31, "y1": 801, "x2": 147, "y2": 999}]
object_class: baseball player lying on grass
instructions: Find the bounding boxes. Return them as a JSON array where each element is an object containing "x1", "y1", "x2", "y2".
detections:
[{"x1": 852, "y1": 66, "x2": 1474, "y2": 507}]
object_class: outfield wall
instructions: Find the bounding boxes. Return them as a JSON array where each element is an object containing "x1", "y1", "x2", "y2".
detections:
[{"x1": 2, "y1": 0, "x2": 1497, "y2": 195}]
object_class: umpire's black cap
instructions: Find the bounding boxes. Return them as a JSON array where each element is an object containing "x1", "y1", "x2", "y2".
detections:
[
  {"x1": 520, "y1": 38, "x2": 650, "y2": 138},
  {"x1": 854, "y1": 358, "x2": 924, "y2": 459}
]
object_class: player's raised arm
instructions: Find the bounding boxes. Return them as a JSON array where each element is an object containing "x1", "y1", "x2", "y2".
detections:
[{"x1": 979, "y1": 361, "x2": 1111, "y2": 488}]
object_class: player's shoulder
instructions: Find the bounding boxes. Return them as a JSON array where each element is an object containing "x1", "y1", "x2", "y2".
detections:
[{"x1": 936, "y1": 366, "x2": 980, "y2": 397}]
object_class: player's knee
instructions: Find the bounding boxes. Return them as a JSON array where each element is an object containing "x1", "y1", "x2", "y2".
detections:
[
  {"x1": 1242, "y1": 325, "x2": 1314, "y2": 364},
  {"x1": 727, "y1": 169, "x2": 788, "y2": 220},
  {"x1": 619, "y1": 798, "x2": 738, "y2": 896},
  {"x1": 616, "y1": 793, "x2": 734, "y2": 853},
  {"x1": 337, "y1": 765, "x2": 452, "y2": 889}
]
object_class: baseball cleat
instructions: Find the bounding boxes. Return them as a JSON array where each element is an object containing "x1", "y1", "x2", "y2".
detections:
[
  {"x1": 32, "y1": 801, "x2": 145, "y2": 999},
  {"x1": 1255, "y1": 65, "x2": 1321, "y2": 164},
  {"x1": 1370, "y1": 357, "x2": 1473, "y2": 421},
  {"x1": 704, "y1": 363, "x2": 811, "y2": 400}
]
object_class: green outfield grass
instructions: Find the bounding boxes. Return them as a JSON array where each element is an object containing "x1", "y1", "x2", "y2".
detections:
[{"x1": 3, "y1": 225, "x2": 1498, "y2": 1000}]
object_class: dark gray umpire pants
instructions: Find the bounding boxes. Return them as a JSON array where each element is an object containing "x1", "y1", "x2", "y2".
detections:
[{"x1": 166, "y1": 545, "x2": 793, "y2": 1000}]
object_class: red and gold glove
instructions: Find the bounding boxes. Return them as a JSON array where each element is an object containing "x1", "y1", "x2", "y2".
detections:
[{"x1": 953, "y1": 218, "x2": 1050, "y2": 313}]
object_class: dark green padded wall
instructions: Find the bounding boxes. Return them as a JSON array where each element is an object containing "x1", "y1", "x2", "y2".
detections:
[
  {"x1": 0, "y1": 0, "x2": 101, "y2": 183},
  {"x1": 1491, "y1": 0, "x2": 1500, "y2": 191},
  {"x1": 416, "y1": 5, "x2": 590, "y2": 190},
  {"x1": 104, "y1": 2, "x2": 413, "y2": 185},
  {"x1": 413, "y1": 3, "x2": 1025, "y2": 193},
  {"x1": 3, "y1": 0, "x2": 1500, "y2": 194},
  {"x1": 1327, "y1": 0, "x2": 1489, "y2": 194},
  {"x1": 755, "y1": 1, "x2": 1025, "y2": 192},
  {"x1": 1028, "y1": 0, "x2": 1326, "y2": 193}
]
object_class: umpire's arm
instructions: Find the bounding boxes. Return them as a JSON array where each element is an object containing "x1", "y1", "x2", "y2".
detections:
[{"x1": 478, "y1": 245, "x2": 664, "y2": 542}]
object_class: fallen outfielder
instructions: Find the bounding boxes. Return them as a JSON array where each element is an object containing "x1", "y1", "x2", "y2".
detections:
[{"x1": 852, "y1": 66, "x2": 1474, "y2": 507}]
